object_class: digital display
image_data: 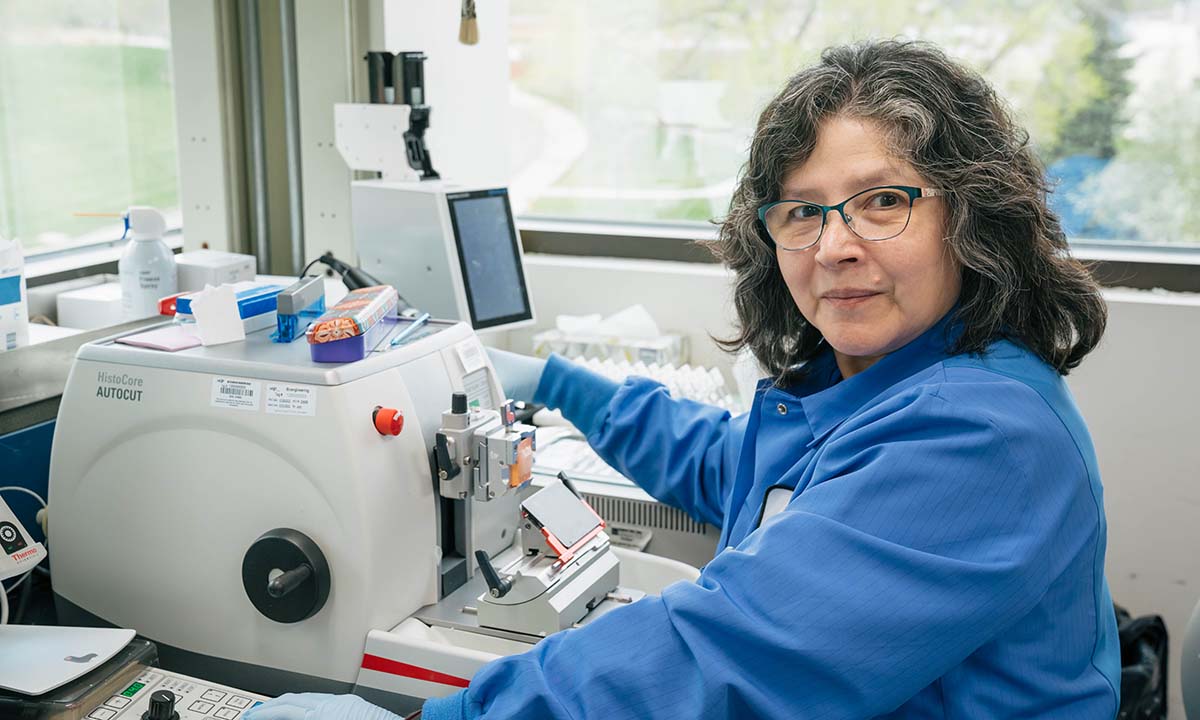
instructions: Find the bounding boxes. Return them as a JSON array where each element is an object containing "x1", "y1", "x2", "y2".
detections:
[
  {"x1": 122, "y1": 681, "x2": 145, "y2": 697},
  {"x1": 448, "y1": 190, "x2": 532, "y2": 329}
]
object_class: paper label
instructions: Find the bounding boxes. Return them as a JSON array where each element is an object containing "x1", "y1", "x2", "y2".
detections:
[
  {"x1": 462, "y1": 367, "x2": 493, "y2": 410},
  {"x1": 265, "y1": 383, "x2": 316, "y2": 416},
  {"x1": 455, "y1": 339, "x2": 487, "y2": 374},
  {"x1": 211, "y1": 377, "x2": 261, "y2": 410}
]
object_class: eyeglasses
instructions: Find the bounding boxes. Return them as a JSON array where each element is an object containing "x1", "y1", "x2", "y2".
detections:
[{"x1": 757, "y1": 185, "x2": 943, "y2": 251}]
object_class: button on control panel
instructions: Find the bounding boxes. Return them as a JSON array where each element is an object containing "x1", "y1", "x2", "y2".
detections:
[
  {"x1": 88, "y1": 668, "x2": 269, "y2": 719},
  {"x1": 187, "y1": 700, "x2": 214, "y2": 714},
  {"x1": 0, "y1": 521, "x2": 28, "y2": 553}
]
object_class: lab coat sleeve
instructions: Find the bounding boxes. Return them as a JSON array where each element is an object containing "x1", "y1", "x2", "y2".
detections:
[
  {"x1": 534, "y1": 353, "x2": 747, "y2": 527},
  {"x1": 426, "y1": 381, "x2": 1101, "y2": 719}
]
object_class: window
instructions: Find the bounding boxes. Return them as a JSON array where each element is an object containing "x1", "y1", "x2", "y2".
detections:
[
  {"x1": 509, "y1": 1, "x2": 1200, "y2": 247},
  {"x1": 0, "y1": 1, "x2": 180, "y2": 257}
]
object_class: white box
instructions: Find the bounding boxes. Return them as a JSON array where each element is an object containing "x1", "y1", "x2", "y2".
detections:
[
  {"x1": 56, "y1": 282, "x2": 125, "y2": 330},
  {"x1": 176, "y1": 250, "x2": 256, "y2": 291},
  {"x1": 0, "y1": 236, "x2": 28, "y2": 352}
]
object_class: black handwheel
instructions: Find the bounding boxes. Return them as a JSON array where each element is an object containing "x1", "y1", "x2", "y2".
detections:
[{"x1": 242, "y1": 528, "x2": 331, "y2": 623}]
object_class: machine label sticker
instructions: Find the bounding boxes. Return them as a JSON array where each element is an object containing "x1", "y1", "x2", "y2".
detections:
[
  {"x1": 265, "y1": 383, "x2": 316, "y2": 416},
  {"x1": 455, "y1": 339, "x2": 487, "y2": 374},
  {"x1": 462, "y1": 367, "x2": 493, "y2": 410},
  {"x1": 211, "y1": 377, "x2": 261, "y2": 410},
  {"x1": 95, "y1": 370, "x2": 145, "y2": 403}
]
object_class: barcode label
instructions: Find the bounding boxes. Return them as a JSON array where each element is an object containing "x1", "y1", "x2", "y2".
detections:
[
  {"x1": 211, "y1": 377, "x2": 260, "y2": 410},
  {"x1": 4, "y1": 332, "x2": 13, "y2": 351}
]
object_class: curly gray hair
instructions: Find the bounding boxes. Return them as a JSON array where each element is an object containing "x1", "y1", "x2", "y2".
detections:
[{"x1": 709, "y1": 40, "x2": 1106, "y2": 378}]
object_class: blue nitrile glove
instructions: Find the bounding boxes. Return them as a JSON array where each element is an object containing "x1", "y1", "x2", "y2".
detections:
[
  {"x1": 485, "y1": 347, "x2": 547, "y2": 404},
  {"x1": 244, "y1": 693, "x2": 404, "y2": 720}
]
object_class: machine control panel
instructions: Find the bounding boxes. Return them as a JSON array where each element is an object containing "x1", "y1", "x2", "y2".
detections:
[{"x1": 85, "y1": 668, "x2": 268, "y2": 720}]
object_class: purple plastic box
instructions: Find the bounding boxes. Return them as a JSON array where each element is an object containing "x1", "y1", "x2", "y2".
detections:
[{"x1": 309, "y1": 316, "x2": 396, "y2": 363}]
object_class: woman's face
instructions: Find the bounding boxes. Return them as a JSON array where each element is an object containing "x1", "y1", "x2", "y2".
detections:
[{"x1": 775, "y1": 116, "x2": 960, "y2": 377}]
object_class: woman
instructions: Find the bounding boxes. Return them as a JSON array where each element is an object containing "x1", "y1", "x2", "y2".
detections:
[{"x1": 249, "y1": 40, "x2": 1119, "y2": 720}]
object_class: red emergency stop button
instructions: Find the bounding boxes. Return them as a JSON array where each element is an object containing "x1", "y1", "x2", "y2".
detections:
[{"x1": 372, "y1": 406, "x2": 403, "y2": 436}]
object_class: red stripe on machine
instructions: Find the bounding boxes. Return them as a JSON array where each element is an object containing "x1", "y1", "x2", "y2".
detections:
[{"x1": 360, "y1": 654, "x2": 470, "y2": 688}]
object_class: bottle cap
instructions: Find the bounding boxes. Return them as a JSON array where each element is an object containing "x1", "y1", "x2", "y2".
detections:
[{"x1": 125, "y1": 206, "x2": 167, "y2": 241}]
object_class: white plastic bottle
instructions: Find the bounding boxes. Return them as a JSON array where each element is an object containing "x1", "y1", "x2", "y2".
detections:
[
  {"x1": 118, "y1": 207, "x2": 177, "y2": 320},
  {"x1": 0, "y1": 233, "x2": 29, "y2": 352}
]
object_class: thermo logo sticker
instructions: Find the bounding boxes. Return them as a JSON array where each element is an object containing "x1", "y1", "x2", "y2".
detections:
[{"x1": 211, "y1": 377, "x2": 261, "y2": 411}]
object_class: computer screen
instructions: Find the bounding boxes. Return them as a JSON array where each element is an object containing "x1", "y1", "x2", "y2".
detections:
[{"x1": 446, "y1": 189, "x2": 533, "y2": 330}]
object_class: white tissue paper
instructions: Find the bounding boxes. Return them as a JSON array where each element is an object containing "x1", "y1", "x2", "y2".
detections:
[
  {"x1": 189, "y1": 284, "x2": 245, "y2": 346},
  {"x1": 555, "y1": 304, "x2": 660, "y2": 339},
  {"x1": 554, "y1": 313, "x2": 602, "y2": 335},
  {"x1": 537, "y1": 304, "x2": 686, "y2": 366},
  {"x1": 590, "y1": 304, "x2": 660, "y2": 339}
]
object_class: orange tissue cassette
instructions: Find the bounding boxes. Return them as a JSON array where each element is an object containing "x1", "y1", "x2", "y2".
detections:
[
  {"x1": 508, "y1": 435, "x2": 535, "y2": 487},
  {"x1": 306, "y1": 285, "x2": 399, "y2": 344}
]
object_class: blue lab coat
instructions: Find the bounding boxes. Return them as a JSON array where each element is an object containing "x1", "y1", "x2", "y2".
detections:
[{"x1": 424, "y1": 314, "x2": 1120, "y2": 719}]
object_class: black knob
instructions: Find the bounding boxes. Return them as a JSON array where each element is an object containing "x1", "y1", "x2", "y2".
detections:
[
  {"x1": 451, "y1": 392, "x2": 468, "y2": 414},
  {"x1": 267, "y1": 564, "x2": 313, "y2": 599},
  {"x1": 143, "y1": 690, "x2": 179, "y2": 720},
  {"x1": 242, "y1": 529, "x2": 331, "y2": 624}
]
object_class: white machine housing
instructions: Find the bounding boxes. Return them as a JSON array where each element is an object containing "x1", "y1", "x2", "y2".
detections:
[
  {"x1": 49, "y1": 319, "x2": 696, "y2": 713},
  {"x1": 49, "y1": 321, "x2": 503, "y2": 694}
]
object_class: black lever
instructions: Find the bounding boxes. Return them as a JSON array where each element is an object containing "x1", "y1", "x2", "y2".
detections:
[
  {"x1": 435, "y1": 433, "x2": 460, "y2": 481},
  {"x1": 267, "y1": 564, "x2": 313, "y2": 599},
  {"x1": 557, "y1": 471, "x2": 582, "y2": 499},
  {"x1": 474, "y1": 550, "x2": 512, "y2": 599}
]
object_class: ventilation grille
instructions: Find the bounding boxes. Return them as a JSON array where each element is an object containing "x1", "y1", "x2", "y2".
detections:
[{"x1": 583, "y1": 493, "x2": 709, "y2": 535}]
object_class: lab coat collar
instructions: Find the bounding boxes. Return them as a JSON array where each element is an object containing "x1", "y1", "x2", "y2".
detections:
[{"x1": 794, "y1": 310, "x2": 962, "y2": 446}]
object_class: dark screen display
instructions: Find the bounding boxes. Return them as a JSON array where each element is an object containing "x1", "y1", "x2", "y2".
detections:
[{"x1": 448, "y1": 192, "x2": 531, "y2": 328}]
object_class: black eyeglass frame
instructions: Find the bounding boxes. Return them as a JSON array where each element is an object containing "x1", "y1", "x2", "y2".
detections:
[{"x1": 756, "y1": 185, "x2": 944, "y2": 251}]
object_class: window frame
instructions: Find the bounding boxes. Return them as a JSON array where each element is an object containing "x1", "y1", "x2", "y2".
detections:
[{"x1": 515, "y1": 216, "x2": 1200, "y2": 293}]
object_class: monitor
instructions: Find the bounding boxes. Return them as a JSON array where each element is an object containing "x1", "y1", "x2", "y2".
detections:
[{"x1": 446, "y1": 188, "x2": 533, "y2": 331}]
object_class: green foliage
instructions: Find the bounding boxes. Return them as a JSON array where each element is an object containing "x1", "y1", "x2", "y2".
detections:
[
  {"x1": 1043, "y1": 7, "x2": 1134, "y2": 161},
  {"x1": 510, "y1": 0, "x2": 1199, "y2": 244}
]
